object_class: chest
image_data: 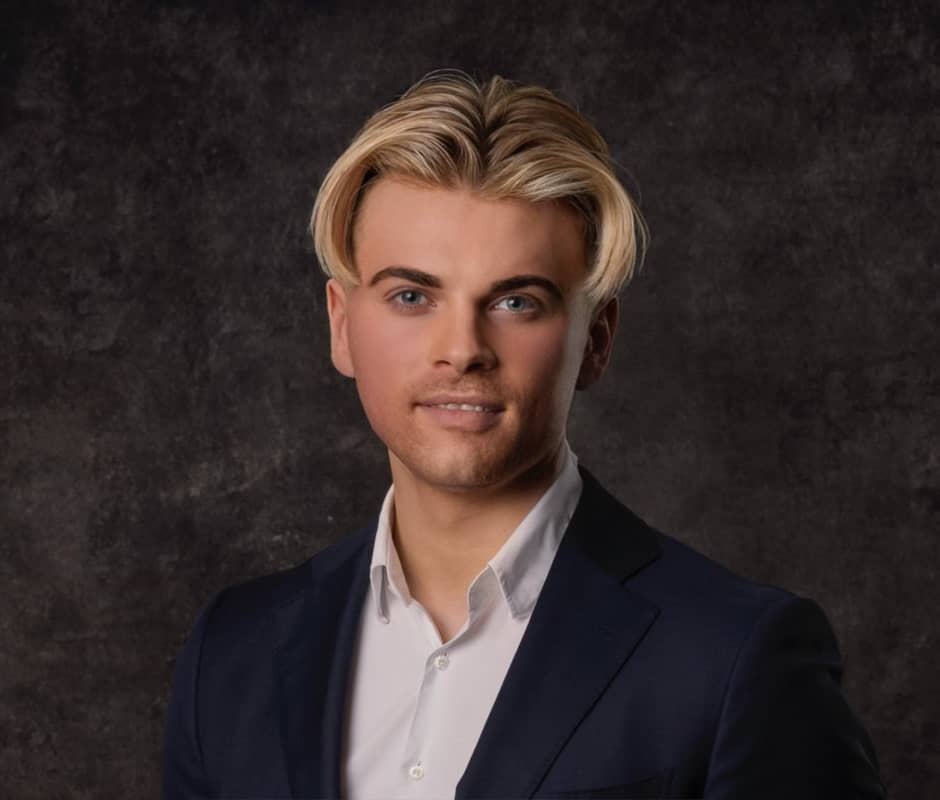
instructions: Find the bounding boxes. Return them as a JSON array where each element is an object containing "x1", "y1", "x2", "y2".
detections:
[{"x1": 343, "y1": 587, "x2": 531, "y2": 798}]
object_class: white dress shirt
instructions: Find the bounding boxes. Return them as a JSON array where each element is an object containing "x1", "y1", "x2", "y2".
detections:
[{"x1": 342, "y1": 442, "x2": 583, "y2": 800}]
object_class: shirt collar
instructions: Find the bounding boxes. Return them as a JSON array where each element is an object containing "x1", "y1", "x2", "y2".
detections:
[{"x1": 368, "y1": 441, "x2": 583, "y2": 623}]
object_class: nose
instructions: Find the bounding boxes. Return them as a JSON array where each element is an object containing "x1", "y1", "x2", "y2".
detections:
[{"x1": 430, "y1": 303, "x2": 497, "y2": 374}]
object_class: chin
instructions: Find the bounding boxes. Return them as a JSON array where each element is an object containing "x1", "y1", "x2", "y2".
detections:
[
  {"x1": 392, "y1": 437, "x2": 547, "y2": 493},
  {"x1": 406, "y1": 456, "x2": 509, "y2": 492}
]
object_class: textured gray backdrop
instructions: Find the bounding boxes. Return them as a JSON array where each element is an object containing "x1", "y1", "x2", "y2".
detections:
[{"x1": 2, "y1": 1, "x2": 938, "y2": 797}]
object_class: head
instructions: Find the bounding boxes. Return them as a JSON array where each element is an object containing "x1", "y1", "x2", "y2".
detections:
[{"x1": 311, "y1": 71, "x2": 646, "y2": 492}]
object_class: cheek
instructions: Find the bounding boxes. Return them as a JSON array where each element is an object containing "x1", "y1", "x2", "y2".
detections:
[
  {"x1": 346, "y1": 313, "x2": 417, "y2": 398},
  {"x1": 503, "y1": 322, "x2": 584, "y2": 397}
]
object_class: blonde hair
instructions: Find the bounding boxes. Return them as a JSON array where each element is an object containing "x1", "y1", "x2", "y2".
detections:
[{"x1": 311, "y1": 70, "x2": 646, "y2": 307}]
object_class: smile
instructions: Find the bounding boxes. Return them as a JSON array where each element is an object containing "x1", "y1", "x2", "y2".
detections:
[{"x1": 417, "y1": 401, "x2": 504, "y2": 432}]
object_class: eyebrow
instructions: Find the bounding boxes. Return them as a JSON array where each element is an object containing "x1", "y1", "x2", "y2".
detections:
[
  {"x1": 368, "y1": 266, "x2": 442, "y2": 288},
  {"x1": 368, "y1": 266, "x2": 564, "y2": 301}
]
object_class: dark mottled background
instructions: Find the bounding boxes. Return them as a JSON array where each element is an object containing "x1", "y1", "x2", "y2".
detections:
[{"x1": 2, "y1": 0, "x2": 938, "y2": 797}]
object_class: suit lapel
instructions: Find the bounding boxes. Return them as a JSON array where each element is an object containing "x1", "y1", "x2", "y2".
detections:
[
  {"x1": 456, "y1": 468, "x2": 663, "y2": 799},
  {"x1": 273, "y1": 529, "x2": 373, "y2": 799}
]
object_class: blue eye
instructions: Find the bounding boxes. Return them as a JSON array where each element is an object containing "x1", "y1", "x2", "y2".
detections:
[
  {"x1": 390, "y1": 289, "x2": 428, "y2": 308},
  {"x1": 493, "y1": 295, "x2": 537, "y2": 313}
]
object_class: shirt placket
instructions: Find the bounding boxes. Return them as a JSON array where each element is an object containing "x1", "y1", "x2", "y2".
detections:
[{"x1": 397, "y1": 571, "x2": 497, "y2": 794}]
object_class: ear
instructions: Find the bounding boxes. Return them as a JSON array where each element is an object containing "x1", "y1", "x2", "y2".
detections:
[
  {"x1": 576, "y1": 297, "x2": 618, "y2": 390},
  {"x1": 326, "y1": 278, "x2": 355, "y2": 378}
]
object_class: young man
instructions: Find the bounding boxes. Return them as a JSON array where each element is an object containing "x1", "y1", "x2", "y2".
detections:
[{"x1": 163, "y1": 73, "x2": 884, "y2": 799}]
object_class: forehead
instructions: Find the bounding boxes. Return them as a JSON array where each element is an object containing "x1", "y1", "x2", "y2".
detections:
[{"x1": 351, "y1": 177, "x2": 587, "y2": 286}]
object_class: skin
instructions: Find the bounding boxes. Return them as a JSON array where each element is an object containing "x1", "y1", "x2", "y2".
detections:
[{"x1": 326, "y1": 176, "x2": 618, "y2": 640}]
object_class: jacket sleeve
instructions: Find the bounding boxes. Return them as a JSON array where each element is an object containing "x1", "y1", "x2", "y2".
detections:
[
  {"x1": 704, "y1": 594, "x2": 885, "y2": 799},
  {"x1": 161, "y1": 591, "x2": 226, "y2": 800}
]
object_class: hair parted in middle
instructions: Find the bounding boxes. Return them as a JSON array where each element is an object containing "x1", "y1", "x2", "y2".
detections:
[{"x1": 311, "y1": 69, "x2": 646, "y2": 308}]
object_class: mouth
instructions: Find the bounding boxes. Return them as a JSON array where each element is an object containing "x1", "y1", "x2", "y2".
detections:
[
  {"x1": 423, "y1": 402, "x2": 499, "y2": 413},
  {"x1": 417, "y1": 394, "x2": 505, "y2": 412},
  {"x1": 416, "y1": 398, "x2": 505, "y2": 431}
]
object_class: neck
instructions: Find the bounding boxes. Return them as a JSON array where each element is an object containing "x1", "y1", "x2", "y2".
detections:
[{"x1": 387, "y1": 443, "x2": 565, "y2": 640}]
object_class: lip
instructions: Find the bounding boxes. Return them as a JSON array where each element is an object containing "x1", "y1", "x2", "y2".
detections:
[
  {"x1": 417, "y1": 394, "x2": 505, "y2": 412},
  {"x1": 416, "y1": 396, "x2": 505, "y2": 432}
]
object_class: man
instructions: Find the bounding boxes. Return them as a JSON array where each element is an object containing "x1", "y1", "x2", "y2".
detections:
[{"x1": 163, "y1": 72, "x2": 884, "y2": 799}]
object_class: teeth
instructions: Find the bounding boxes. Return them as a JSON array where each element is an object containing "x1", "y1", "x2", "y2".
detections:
[{"x1": 434, "y1": 403, "x2": 489, "y2": 412}]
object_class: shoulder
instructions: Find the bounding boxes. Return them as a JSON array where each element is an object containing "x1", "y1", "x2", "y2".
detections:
[
  {"x1": 578, "y1": 467, "x2": 797, "y2": 619},
  {"x1": 598, "y1": 493, "x2": 855, "y2": 733},
  {"x1": 578, "y1": 469, "x2": 821, "y2": 648},
  {"x1": 569, "y1": 471, "x2": 883, "y2": 795},
  {"x1": 640, "y1": 530, "x2": 794, "y2": 612},
  {"x1": 638, "y1": 522, "x2": 823, "y2": 645},
  {"x1": 196, "y1": 522, "x2": 375, "y2": 644}
]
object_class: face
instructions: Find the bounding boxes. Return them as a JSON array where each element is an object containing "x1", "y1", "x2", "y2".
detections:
[{"x1": 326, "y1": 176, "x2": 618, "y2": 493}]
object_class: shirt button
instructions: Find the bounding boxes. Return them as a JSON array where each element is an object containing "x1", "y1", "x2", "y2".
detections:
[
  {"x1": 408, "y1": 763, "x2": 424, "y2": 780},
  {"x1": 434, "y1": 654, "x2": 449, "y2": 670}
]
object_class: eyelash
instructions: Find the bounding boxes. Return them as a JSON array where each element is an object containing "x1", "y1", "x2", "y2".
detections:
[{"x1": 388, "y1": 289, "x2": 541, "y2": 314}]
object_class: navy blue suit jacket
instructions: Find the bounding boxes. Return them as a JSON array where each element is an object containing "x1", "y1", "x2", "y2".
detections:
[{"x1": 162, "y1": 468, "x2": 884, "y2": 798}]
